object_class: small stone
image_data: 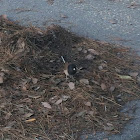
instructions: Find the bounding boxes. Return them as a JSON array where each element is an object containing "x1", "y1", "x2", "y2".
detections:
[{"x1": 80, "y1": 79, "x2": 89, "y2": 85}]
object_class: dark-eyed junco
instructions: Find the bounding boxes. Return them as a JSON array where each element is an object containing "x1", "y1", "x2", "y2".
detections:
[{"x1": 61, "y1": 56, "x2": 77, "y2": 79}]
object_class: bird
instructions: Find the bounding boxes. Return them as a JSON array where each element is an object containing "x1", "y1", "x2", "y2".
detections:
[{"x1": 61, "y1": 56, "x2": 77, "y2": 80}]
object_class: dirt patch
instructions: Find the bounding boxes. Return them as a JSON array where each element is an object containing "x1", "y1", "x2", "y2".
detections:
[{"x1": 0, "y1": 15, "x2": 140, "y2": 140}]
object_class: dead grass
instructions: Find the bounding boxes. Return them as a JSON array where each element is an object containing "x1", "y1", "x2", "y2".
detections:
[{"x1": 0, "y1": 15, "x2": 140, "y2": 140}]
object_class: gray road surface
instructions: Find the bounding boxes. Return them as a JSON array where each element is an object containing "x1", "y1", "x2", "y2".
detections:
[{"x1": 0, "y1": 0, "x2": 140, "y2": 140}]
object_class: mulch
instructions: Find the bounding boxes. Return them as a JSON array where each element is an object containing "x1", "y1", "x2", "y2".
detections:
[{"x1": 0, "y1": 15, "x2": 140, "y2": 140}]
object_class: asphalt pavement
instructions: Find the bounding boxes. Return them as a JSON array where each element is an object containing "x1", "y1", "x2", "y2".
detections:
[{"x1": 0, "y1": 0, "x2": 140, "y2": 140}]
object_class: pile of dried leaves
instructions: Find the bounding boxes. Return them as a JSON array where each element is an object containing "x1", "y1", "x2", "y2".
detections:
[{"x1": 0, "y1": 15, "x2": 140, "y2": 140}]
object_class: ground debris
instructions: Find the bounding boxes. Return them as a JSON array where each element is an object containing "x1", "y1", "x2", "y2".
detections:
[{"x1": 0, "y1": 15, "x2": 140, "y2": 140}]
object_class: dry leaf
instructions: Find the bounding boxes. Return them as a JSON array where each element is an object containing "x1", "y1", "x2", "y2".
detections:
[
  {"x1": 0, "y1": 72, "x2": 4, "y2": 77},
  {"x1": 17, "y1": 38, "x2": 25, "y2": 49},
  {"x1": 55, "y1": 99, "x2": 63, "y2": 105},
  {"x1": 25, "y1": 118, "x2": 36, "y2": 122},
  {"x1": 41, "y1": 102, "x2": 52, "y2": 109},
  {"x1": 88, "y1": 111, "x2": 94, "y2": 116},
  {"x1": 98, "y1": 65, "x2": 103, "y2": 70},
  {"x1": 28, "y1": 95, "x2": 41, "y2": 99},
  {"x1": 77, "y1": 47, "x2": 83, "y2": 51},
  {"x1": 85, "y1": 54, "x2": 95, "y2": 60},
  {"x1": 0, "y1": 76, "x2": 3, "y2": 84},
  {"x1": 32, "y1": 78, "x2": 38, "y2": 84},
  {"x1": 80, "y1": 79, "x2": 89, "y2": 85},
  {"x1": 129, "y1": 72, "x2": 138, "y2": 77},
  {"x1": 77, "y1": 110, "x2": 87, "y2": 117},
  {"x1": 3, "y1": 121, "x2": 16, "y2": 130},
  {"x1": 68, "y1": 82, "x2": 75, "y2": 90},
  {"x1": 49, "y1": 96, "x2": 58, "y2": 103},
  {"x1": 84, "y1": 101, "x2": 91, "y2": 106},
  {"x1": 61, "y1": 95, "x2": 70, "y2": 101},
  {"x1": 22, "y1": 85, "x2": 27, "y2": 91},
  {"x1": 63, "y1": 107, "x2": 69, "y2": 114},
  {"x1": 5, "y1": 112, "x2": 12, "y2": 120},
  {"x1": 104, "y1": 125, "x2": 114, "y2": 131},
  {"x1": 23, "y1": 113, "x2": 34, "y2": 118},
  {"x1": 109, "y1": 86, "x2": 115, "y2": 92},
  {"x1": 88, "y1": 49, "x2": 99, "y2": 55},
  {"x1": 101, "y1": 83, "x2": 107, "y2": 90}
]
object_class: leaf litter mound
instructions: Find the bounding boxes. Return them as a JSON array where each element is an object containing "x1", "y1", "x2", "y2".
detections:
[{"x1": 0, "y1": 15, "x2": 140, "y2": 140}]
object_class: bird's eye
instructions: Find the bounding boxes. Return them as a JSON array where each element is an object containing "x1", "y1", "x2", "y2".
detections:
[{"x1": 73, "y1": 68, "x2": 76, "y2": 71}]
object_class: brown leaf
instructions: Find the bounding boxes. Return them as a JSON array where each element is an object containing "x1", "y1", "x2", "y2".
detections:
[
  {"x1": 22, "y1": 85, "x2": 27, "y2": 91},
  {"x1": 3, "y1": 121, "x2": 16, "y2": 130},
  {"x1": 88, "y1": 49, "x2": 99, "y2": 55},
  {"x1": 23, "y1": 113, "x2": 34, "y2": 118},
  {"x1": 104, "y1": 125, "x2": 114, "y2": 131},
  {"x1": 55, "y1": 99, "x2": 63, "y2": 105},
  {"x1": 49, "y1": 96, "x2": 58, "y2": 103},
  {"x1": 5, "y1": 112, "x2": 12, "y2": 120},
  {"x1": 101, "y1": 83, "x2": 107, "y2": 90},
  {"x1": 17, "y1": 38, "x2": 25, "y2": 49},
  {"x1": 32, "y1": 78, "x2": 38, "y2": 84},
  {"x1": 129, "y1": 72, "x2": 138, "y2": 77},
  {"x1": 77, "y1": 110, "x2": 87, "y2": 117},
  {"x1": 98, "y1": 65, "x2": 103, "y2": 70},
  {"x1": 80, "y1": 79, "x2": 89, "y2": 85},
  {"x1": 85, "y1": 54, "x2": 95, "y2": 60},
  {"x1": 84, "y1": 101, "x2": 91, "y2": 106},
  {"x1": 0, "y1": 72, "x2": 4, "y2": 77},
  {"x1": 88, "y1": 111, "x2": 94, "y2": 116},
  {"x1": 61, "y1": 95, "x2": 70, "y2": 101},
  {"x1": 41, "y1": 102, "x2": 52, "y2": 109},
  {"x1": 68, "y1": 82, "x2": 75, "y2": 90},
  {"x1": 109, "y1": 86, "x2": 115, "y2": 92},
  {"x1": 0, "y1": 76, "x2": 3, "y2": 84}
]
